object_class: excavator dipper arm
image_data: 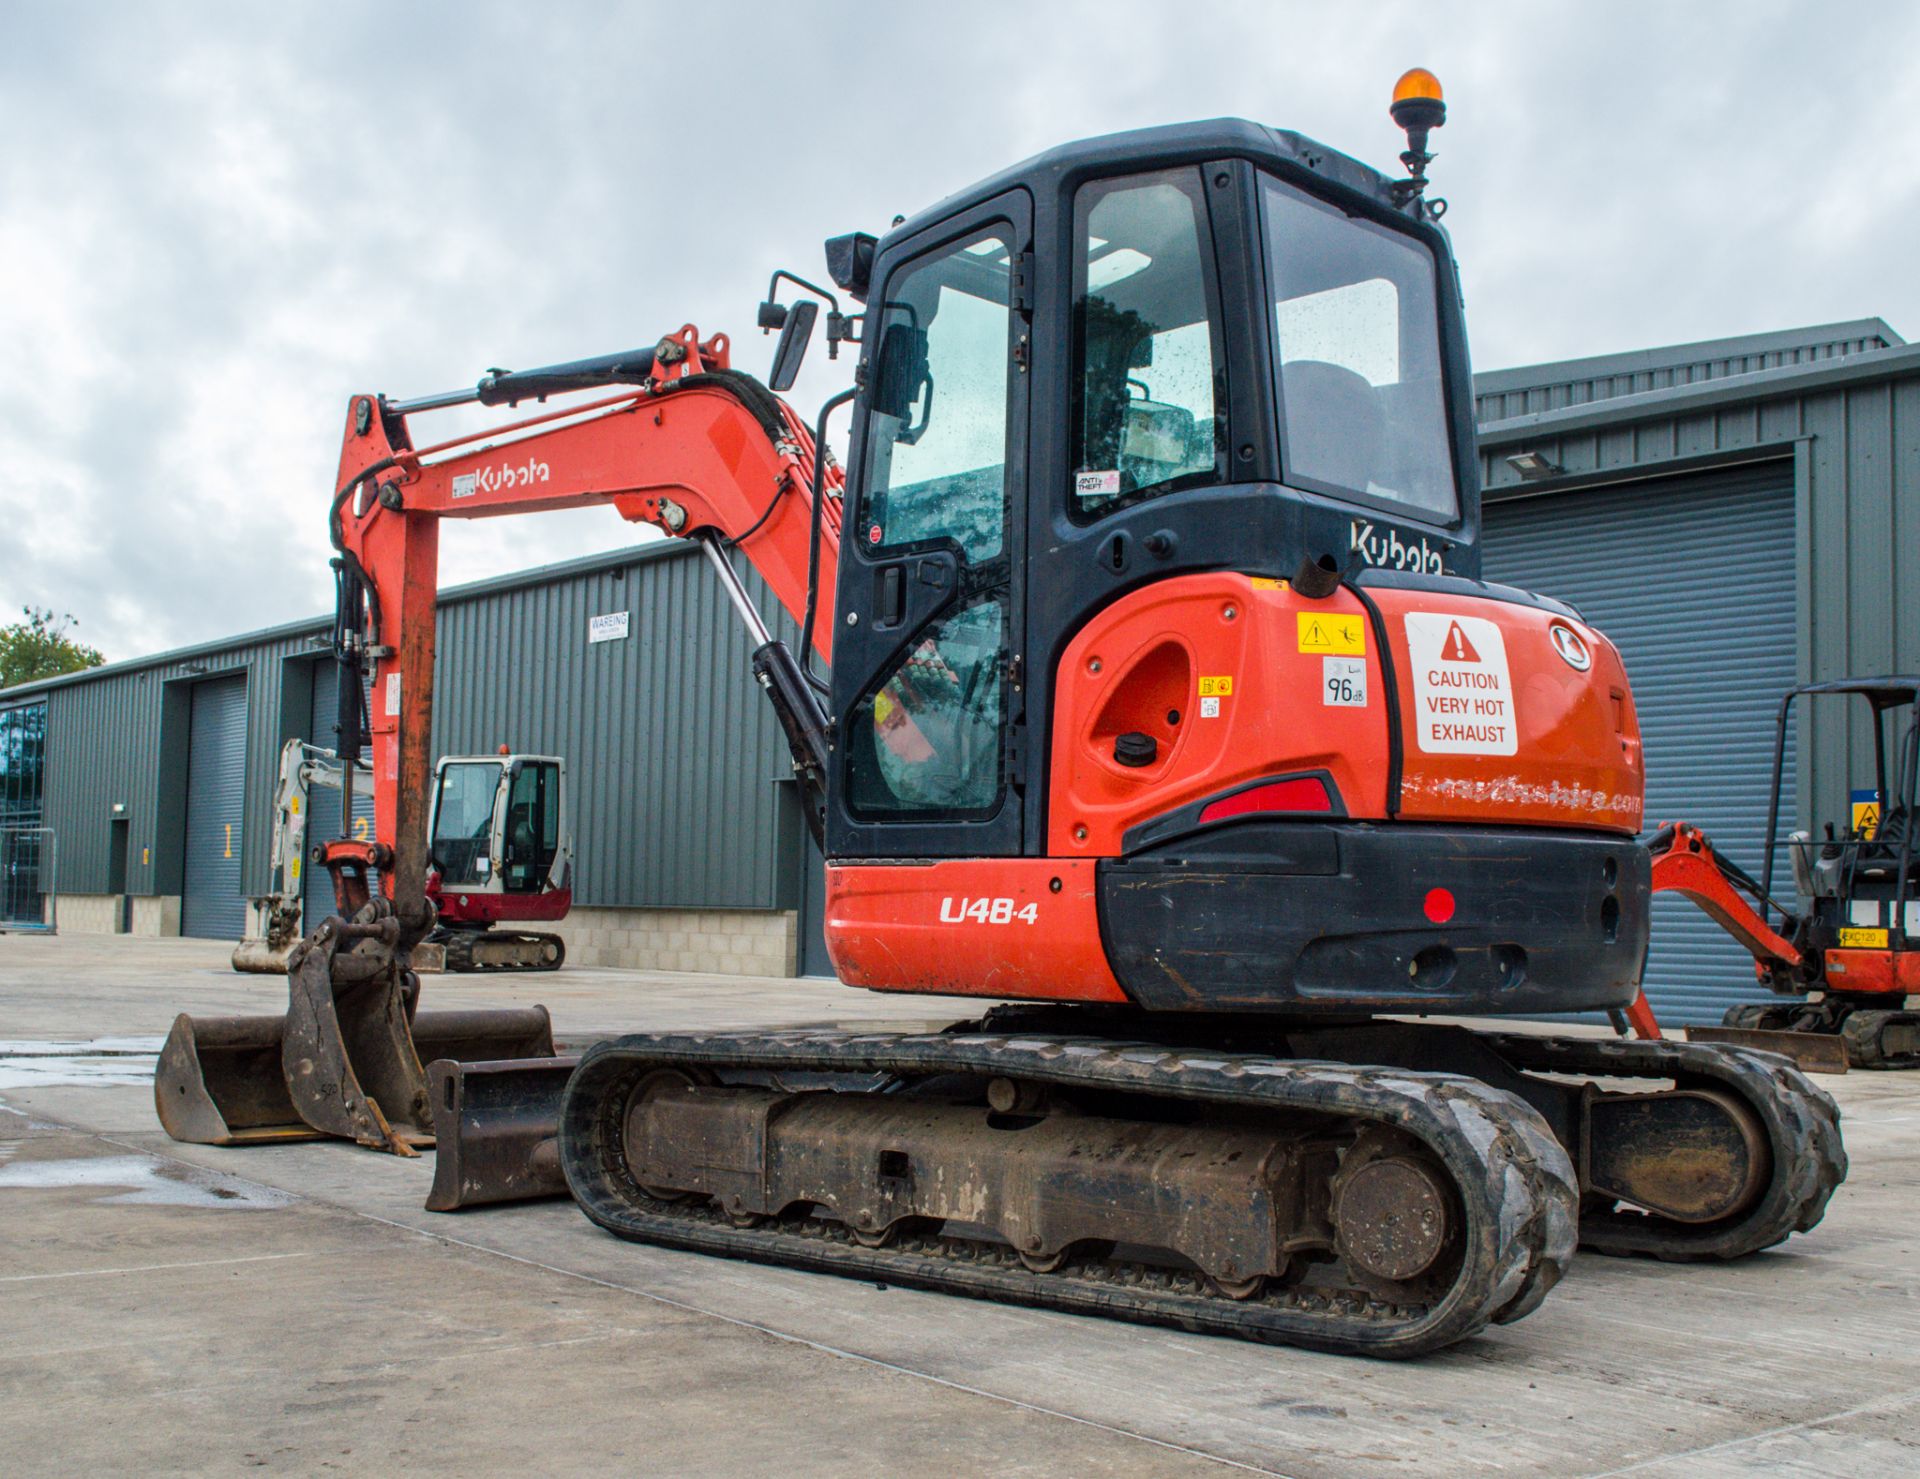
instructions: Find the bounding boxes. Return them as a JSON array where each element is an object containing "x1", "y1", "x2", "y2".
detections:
[{"x1": 1648, "y1": 822, "x2": 1804, "y2": 971}]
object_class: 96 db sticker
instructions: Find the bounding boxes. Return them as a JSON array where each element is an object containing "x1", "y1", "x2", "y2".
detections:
[{"x1": 1323, "y1": 656, "x2": 1367, "y2": 707}]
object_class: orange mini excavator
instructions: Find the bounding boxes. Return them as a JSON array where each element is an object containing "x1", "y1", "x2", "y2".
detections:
[{"x1": 159, "y1": 74, "x2": 1843, "y2": 1358}]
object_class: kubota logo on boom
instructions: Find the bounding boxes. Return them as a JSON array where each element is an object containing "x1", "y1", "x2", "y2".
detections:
[
  {"x1": 451, "y1": 456, "x2": 551, "y2": 499},
  {"x1": 1349, "y1": 519, "x2": 1446, "y2": 574}
]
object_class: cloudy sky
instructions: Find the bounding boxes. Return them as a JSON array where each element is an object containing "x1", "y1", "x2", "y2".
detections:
[{"x1": 5, "y1": 1, "x2": 1918, "y2": 663}]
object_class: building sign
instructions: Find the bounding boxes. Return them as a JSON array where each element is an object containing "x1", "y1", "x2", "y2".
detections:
[{"x1": 589, "y1": 611, "x2": 631, "y2": 645}]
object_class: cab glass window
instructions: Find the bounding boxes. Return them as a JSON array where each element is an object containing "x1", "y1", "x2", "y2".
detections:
[
  {"x1": 431, "y1": 762, "x2": 499, "y2": 887},
  {"x1": 847, "y1": 598, "x2": 1005, "y2": 819},
  {"x1": 1070, "y1": 168, "x2": 1225, "y2": 516},
  {"x1": 858, "y1": 231, "x2": 1012, "y2": 562},
  {"x1": 1263, "y1": 175, "x2": 1457, "y2": 519},
  {"x1": 503, "y1": 761, "x2": 557, "y2": 892}
]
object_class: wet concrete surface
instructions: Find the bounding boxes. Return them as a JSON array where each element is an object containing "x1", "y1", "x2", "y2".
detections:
[{"x1": 4, "y1": 933, "x2": 1919, "y2": 1476}]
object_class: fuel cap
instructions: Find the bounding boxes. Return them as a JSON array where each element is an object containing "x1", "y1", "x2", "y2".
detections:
[{"x1": 1113, "y1": 732, "x2": 1158, "y2": 768}]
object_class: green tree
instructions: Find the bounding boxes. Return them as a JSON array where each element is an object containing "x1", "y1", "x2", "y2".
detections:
[{"x1": 0, "y1": 607, "x2": 106, "y2": 689}]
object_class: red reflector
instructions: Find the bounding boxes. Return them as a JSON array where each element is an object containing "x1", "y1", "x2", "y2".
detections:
[
  {"x1": 1198, "y1": 777, "x2": 1334, "y2": 823},
  {"x1": 1424, "y1": 887, "x2": 1456, "y2": 924}
]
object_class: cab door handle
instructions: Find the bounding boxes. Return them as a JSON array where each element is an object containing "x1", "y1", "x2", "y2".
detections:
[{"x1": 876, "y1": 565, "x2": 905, "y2": 628}]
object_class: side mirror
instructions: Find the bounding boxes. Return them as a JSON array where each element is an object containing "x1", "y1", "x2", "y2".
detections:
[{"x1": 768, "y1": 300, "x2": 819, "y2": 392}]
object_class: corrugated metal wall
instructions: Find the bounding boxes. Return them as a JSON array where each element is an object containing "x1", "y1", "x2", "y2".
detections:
[
  {"x1": 430, "y1": 545, "x2": 797, "y2": 909},
  {"x1": 14, "y1": 543, "x2": 799, "y2": 916},
  {"x1": 1484, "y1": 466, "x2": 1799, "y2": 1024},
  {"x1": 1474, "y1": 323, "x2": 1901, "y2": 423},
  {"x1": 30, "y1": 624, "x2": 317, "y2": 901},
  {"x1": 1481, "y1": 371, "x2": 1920, "y2": 835}
]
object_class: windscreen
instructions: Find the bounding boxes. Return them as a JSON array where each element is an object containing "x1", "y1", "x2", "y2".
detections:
[
  {"x1": 1262, "y1": 175, "x2": 1457, "y2": 519},
  {"x1": 431, "y1": 762, "x2": 500, "y2": 887}
]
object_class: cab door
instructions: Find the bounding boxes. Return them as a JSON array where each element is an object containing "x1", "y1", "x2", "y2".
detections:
[{"x1": 827, "y1": 191, "x2": 1032, "y2": 860}]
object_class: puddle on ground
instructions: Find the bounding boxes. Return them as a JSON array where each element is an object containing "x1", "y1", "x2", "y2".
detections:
[
  {"x1": 0, "y1": 1037, "x2": 162, "y2": 1089},
  {"x1": 0, "y1": 1152, "x2": 292, "y2": 1209}
]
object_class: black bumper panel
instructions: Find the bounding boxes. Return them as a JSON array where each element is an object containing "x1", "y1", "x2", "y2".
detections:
[{"x1": 1098, "y1": 821, "x2": 1650, "y2": 1016}]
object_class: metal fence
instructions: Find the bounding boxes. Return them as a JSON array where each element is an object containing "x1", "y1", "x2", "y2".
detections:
[{"x1": 0, "y1": 826, "x2": 56, "y2": 933}]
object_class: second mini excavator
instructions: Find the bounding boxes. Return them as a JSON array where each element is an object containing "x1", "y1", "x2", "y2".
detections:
[
  {"x1": 159, "y1": 72, "x2": 1844, "y2": 1358},
  {"x1": 231, "y1": 738, "x2": 573, "y2": 975}
]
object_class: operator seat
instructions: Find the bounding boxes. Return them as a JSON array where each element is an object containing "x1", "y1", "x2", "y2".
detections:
[{"x1": 1279, "y1": 360, "x2": 1387, "y2": 493}]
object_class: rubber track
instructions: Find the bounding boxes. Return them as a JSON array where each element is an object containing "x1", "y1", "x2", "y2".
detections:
[
  {"x1": 439, "y1": 929, "x2": 565, "y2": 974},
  {"x1": 1480, "y1": 1033, "x2": 1847, "y2": 1260},
  {"x1": 559, "y1": 1030, "x2": 1580, "y2": 1358}
]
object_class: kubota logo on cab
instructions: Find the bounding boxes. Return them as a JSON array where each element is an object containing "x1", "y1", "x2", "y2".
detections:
[{"x1": 1349, "y1": 519, "x2": 1446, "y2": 574}]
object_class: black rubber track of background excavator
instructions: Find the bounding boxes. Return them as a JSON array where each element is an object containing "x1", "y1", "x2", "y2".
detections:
[
  {"x1": 437, "y1": 928, "x2": 566, "y2": 973},
  {"x1": 558, "y1": 1029, "x2": 1580, "y2": 1358},
  {"x1": 972, "y1": 1007, "x2": 1846, "y2": 1264}
]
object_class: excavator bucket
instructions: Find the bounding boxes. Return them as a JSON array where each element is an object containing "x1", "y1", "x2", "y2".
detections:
[
  {"x1": 158, "y1": 913, "x2": 558, "y2": 1154},
  {"x1": 155, "y1": 1013, "x2": 327, "y2": 1146},
  {"x1": 424, "y1": 1055, "x2": 579, "y2": 1211},
  {"x1": 231, "y1": 937, "x2": 297, "y2": 974}
]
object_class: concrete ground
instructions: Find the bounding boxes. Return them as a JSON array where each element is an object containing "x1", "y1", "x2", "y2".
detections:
[{"x1": 1, "y1": 935, "x2": 1917, "y2": 1477}]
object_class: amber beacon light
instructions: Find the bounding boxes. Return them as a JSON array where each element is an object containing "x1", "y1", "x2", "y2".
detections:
[{"x1": 1389, "y1": 67, "x2": 1447, "y2": 209}]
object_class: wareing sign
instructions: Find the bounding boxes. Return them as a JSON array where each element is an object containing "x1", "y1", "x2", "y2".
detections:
[{"x1": 1404, "y1": 612, "x2": 1516, "y2": 756}]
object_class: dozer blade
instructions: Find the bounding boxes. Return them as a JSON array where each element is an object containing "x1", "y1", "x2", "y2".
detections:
[
  {"x1": 155, "y1": 1013, "x2": 327, "y2": 1146},
  {"x1": 1684, "y1": 1025, "x2": 1851, "y2": 1075},
  {"x1": 424, "y1": 1056, "x2": 578, "y2": 1211}
]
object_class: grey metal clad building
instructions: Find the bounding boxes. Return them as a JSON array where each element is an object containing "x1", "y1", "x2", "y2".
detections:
[
  {"x1": 0, "y1": 542, "x2": 815, "y2": 974},
  {"x1": 5, "y1": 319, "x2": 1916, "y2": 1022},
  {"x1": 1476, "y1": 318, "x2": 1920, "y2": 1021}
]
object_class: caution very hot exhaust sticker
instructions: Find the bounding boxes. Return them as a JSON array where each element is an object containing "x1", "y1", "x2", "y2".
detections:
[{"x1": 1404, "y1": 612, "x2": 1516, "y2": 755}]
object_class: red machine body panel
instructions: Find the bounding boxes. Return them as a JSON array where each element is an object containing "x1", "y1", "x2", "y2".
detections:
[
  {"x1": 1823, "y1": 948, "x2": 1920, "y2": 995},
  {"x1": 1046, "y1": 574, "x2": 1644, "y2": 857},
  {"x1": 824, "y1": 859, "x2": 1129, "y2": 1003},
  {"x1": 429, "y1": 884, "x2": 574, "y2": 925}
]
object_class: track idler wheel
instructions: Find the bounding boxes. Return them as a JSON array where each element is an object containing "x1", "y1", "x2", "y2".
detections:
[
  {"x1": 1329, "y1": 1130, "x2": 1460, "y2": 1302},
  {"x1": 1584, "y1": 1087, "x2": 1769, "y2": 1225}
]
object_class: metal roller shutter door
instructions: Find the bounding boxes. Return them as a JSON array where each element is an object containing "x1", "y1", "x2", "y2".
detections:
[
  {"x1": 182, "y1": 676, "x2": 249, "y2": 939},
  {"x1": 305, "y1": 661, "x2": 377, "y2": 927},
  {"x1": 1481, "y1": 464, "x2": 1797, "y2": 1025}
]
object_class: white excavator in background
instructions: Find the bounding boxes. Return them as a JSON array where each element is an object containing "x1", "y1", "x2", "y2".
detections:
[{"x1": 232, "y1": 736, "x2": 573, "y2": 974}]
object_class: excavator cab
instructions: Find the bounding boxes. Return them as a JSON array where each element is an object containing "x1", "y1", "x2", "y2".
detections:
[
  {"x1": 425, "y1": 754, "x2": 572, "y2": 972},
  {"x1": 820, "y1": 120, "x2": 1651, "y2": 1020},
  {"x1": 428, "y1": 755, "x2": 569, "y2": 902}
]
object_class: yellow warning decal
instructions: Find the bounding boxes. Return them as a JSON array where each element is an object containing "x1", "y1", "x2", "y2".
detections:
[
  {"x1": 1198, "y1": 676, "x2": 1233, "y2": 697},
  {"x1": 1838, "y1": 926, "x2": 1889, "y2": 949},
  {"x1": 1250, "y1": 577, "x2": 1287, "y2": 591},
  {"x1": 1297, "y1": 612, "x2": 1366, "y2": 656},
  {"x1": 1853, "y1": 799, "x2": 1881, "y2": 838}
]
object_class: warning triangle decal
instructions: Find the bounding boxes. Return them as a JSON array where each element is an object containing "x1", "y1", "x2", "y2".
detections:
[{"x1": 1441, "y1": 621, "x2": 1481, "y2": 662}]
